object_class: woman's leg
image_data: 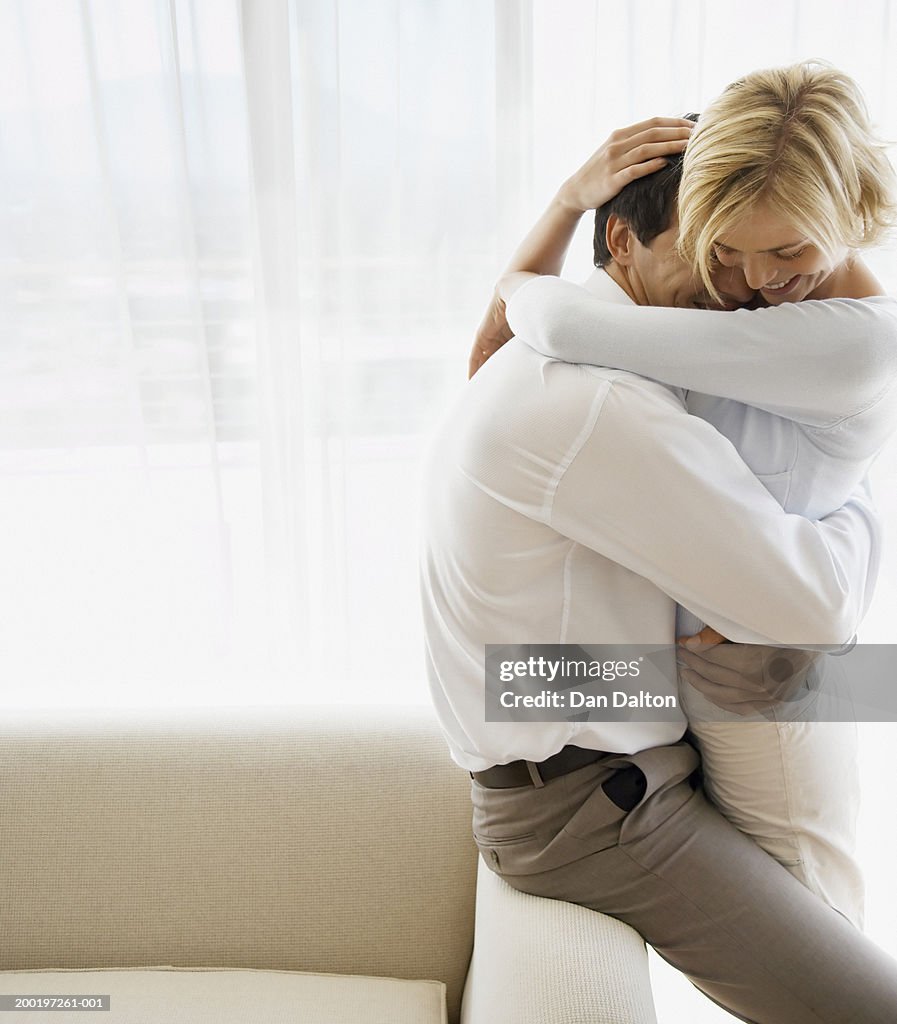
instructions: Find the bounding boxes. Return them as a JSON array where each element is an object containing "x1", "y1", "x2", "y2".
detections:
[
  {"x1": 681, "y1": 655, "x2": 864, "y2": 928},
  {"x1": 688, "y1": 717, "x2": 864, "y2": 928}
]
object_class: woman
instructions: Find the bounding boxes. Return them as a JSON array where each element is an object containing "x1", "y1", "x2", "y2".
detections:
[{"x1": 473, "y1": 60, "x2": 897, "y2": 929}]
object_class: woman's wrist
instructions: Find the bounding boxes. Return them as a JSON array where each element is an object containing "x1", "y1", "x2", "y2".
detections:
[
  {"x1": 555, "y1": 178, "x2": 589, "y2": 216},
  {"x1": 497, "y1": 271, "x2": 539, "y2": 305}
]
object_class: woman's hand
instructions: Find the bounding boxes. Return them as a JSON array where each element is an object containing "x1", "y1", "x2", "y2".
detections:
[
  {"x1": 469, "y1": 273, "x2": 538, "y2": 378},
  {"x1": 559, "y1": 117, "x2": 695, "y2": 214},
  {"x1": 470, "y1": 291, "x2": 513, "y2": 378},
  {"x1": 677, "y1": 625, "x2": 727, "y2": 651}
]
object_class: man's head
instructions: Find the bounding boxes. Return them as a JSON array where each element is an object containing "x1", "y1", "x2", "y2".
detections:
[{"x1": 593, "y1": 113, "x2": 754, "y2": 310}]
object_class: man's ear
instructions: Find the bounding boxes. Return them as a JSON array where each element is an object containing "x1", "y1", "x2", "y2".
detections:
[{"x1": 605, "y1": 214, "x2": 637, "y2": 266}]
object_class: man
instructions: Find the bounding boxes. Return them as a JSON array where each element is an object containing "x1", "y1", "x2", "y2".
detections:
[{"x1": 420, "y1": 119, "x2": 897, "y2": 1023}]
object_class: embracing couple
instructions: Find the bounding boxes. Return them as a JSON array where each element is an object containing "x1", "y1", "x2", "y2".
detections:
[{"x1": 420, "y1": 60, "x2": 897, "y2": 1022}]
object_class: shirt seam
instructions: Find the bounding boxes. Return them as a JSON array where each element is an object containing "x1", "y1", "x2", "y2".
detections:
[
  {"x1": 541, "y1": 374, "x2": 614, "y2": 522},
  {"x1": 558, "y1": 542, "x2": 575, "y2": 644}
]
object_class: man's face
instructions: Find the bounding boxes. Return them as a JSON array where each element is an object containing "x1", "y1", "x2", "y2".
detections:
[{"x1": 627, "y1": 215, "x2": 756, "y2": 311}]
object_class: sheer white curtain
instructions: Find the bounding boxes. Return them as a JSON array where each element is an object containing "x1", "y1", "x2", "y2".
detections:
[
  {"x1": 1, "y1": 0, "x2": 249, "y2": 699},
  {"x1": 237, "y1": 0, "x2": 499, "y2": 700},
  {"x1": 0, "y1": 0, "x2": 497, "y2": 707}
]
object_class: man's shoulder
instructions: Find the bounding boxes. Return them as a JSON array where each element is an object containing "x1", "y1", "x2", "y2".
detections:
[
  {"x1": 423, "y1": 343, "x2": 697, "y2": 530},
  {"x1": 490, "y1": 340, "x2": 688, "y2": 412},
  {"x1": 487, "y1": 338, "x2": 681, "y2": 393},
  {"x1": 432, "y1": 342, "x2": 688, "y2": 473}
]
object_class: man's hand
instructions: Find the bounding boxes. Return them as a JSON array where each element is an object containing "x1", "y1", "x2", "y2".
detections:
[
  {"x1": 676, "y1": 639, "x2": 821, "y2": 717},
  {"x1": 558, "y1": 116, "x2": 695, "y2": 214}
]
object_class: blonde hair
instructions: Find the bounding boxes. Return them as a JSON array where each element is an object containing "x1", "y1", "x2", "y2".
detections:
[{"x1": 677, "y1": 60, "x2": 897, "y2": 303}]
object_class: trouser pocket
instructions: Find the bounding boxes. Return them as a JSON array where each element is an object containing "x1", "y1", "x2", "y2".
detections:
[
  {"x1": 602, "y1": 763, "x2": 648, "y2": 811},
  {"x1": 473, "y1": 828, "x2": 540, "y2": 874}
]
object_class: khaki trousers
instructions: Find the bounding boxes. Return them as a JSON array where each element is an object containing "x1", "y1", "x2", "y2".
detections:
[{"x1": 470, "y1": 741, "x2": 897, "y2": 1024}]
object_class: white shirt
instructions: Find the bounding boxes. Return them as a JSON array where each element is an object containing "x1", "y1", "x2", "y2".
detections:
[
  {"x1": 420, "y1": 274, "x2": 878, "y2": 772},
  {"x1": 508, "y1": 272, "x2": 897, "y2": 519},
  {"x1": 509, "y1": 270, "x2": 896, "y2": 638}
]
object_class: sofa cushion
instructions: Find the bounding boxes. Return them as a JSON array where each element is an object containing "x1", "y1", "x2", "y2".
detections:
[
  {"x1": 0, "y1": 704, "x2": 476, "y2": 1024},
  {"x1": 0, "y1": 966, "x2": 446, "y2": 1023}
]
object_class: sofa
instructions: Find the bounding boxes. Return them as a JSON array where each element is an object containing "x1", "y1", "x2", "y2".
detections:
[{"x1": 0, "y1": 702, "x2": 657, "y2": 1023}]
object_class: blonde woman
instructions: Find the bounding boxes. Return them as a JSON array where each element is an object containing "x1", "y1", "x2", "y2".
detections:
[{"x1": 475, "y1": 61, "x2": 897, "y2": 929}]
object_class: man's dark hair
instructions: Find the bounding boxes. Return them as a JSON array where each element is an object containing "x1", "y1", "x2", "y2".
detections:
[{"x1": 593, "y1": 112, "x2": 699, "y2": 267}]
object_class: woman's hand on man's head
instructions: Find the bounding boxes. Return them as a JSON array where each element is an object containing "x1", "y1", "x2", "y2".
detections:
[
  {"x1": 559, "y1": 116, "x2": 695, "y2": 214},
  {"x1": 469, "y1": 117, "x2": 695, "y2": 379}
]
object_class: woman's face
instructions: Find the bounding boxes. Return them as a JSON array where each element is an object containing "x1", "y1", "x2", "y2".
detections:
[{"x1": 710, "y1": 200, "x2": 848, "y2": 304}]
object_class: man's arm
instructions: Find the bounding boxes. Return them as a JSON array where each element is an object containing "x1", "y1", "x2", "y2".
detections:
[
  {"x1": 548, "y1": 376, "x2": 875, "y2": 646},
  {"x1": 507, "y1": 275, "x2": 897, "y2": 431},
  {"x1": 674, "y1": 473, "x2": 879, "y2": 712},
  {"x1": 469, "y1": 118, "x2": 694, "y2": 377}
]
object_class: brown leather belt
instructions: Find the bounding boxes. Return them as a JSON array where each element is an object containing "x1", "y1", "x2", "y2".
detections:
[{"x1": 470, "y1": 744, "x2": 610, "y2": 788}]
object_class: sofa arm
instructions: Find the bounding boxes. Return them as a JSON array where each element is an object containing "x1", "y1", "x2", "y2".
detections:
[{"x1": 460, "y1": 856, "x2": 657, "y2": 1024}]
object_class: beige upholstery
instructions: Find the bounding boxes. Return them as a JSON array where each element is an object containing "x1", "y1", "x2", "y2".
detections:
[
  {"x1": 464, "y1": 864, "x2": 657, "y2": 1024},
  {"x1": 0, "y1": 703, "x2": 656, "y2": 1023},
  {"x1": 0, "y1": 968, "x2": 446, "y2": 1023}
]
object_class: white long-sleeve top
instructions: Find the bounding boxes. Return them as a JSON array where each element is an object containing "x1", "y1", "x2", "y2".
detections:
[
  {"x1": 507, "y1": 272, "x2": 897, "y2": 522},
  {"x1": 420, "y1": 276, "x2": 879, "y2": 771}
]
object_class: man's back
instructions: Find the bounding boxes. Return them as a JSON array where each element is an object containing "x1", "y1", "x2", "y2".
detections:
[{"x1": 421, "y1": 339, "x2": 687, "y2": 771}]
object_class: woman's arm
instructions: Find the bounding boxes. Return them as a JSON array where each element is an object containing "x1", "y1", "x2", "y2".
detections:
[
  {"x1": 469, "y1": 118, "x2": 694, "y2": 378},
  {"x1": 506, "y1": 275, "x2": 897, "y2": 429}
]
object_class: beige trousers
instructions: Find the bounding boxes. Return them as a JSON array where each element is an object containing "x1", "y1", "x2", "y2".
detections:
[
  {"x1": 680, "y1": 656, "x2": 864, "y2": 929},
  {"x1": 687, "y1": 719, "x2": 863, "y2": 928}
]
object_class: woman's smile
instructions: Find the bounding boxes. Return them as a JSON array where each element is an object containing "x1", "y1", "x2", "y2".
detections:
[{"x1": 761, "y1": 273, "x2": 802, "y2": 298}]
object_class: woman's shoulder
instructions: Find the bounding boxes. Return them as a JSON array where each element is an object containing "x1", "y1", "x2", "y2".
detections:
[
  {"x1": 828, "y1": 256, "x2": 891, "y2": 301},
  {"x1": 805, "y1": 257, "x2": 897, "y2": 344}
]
